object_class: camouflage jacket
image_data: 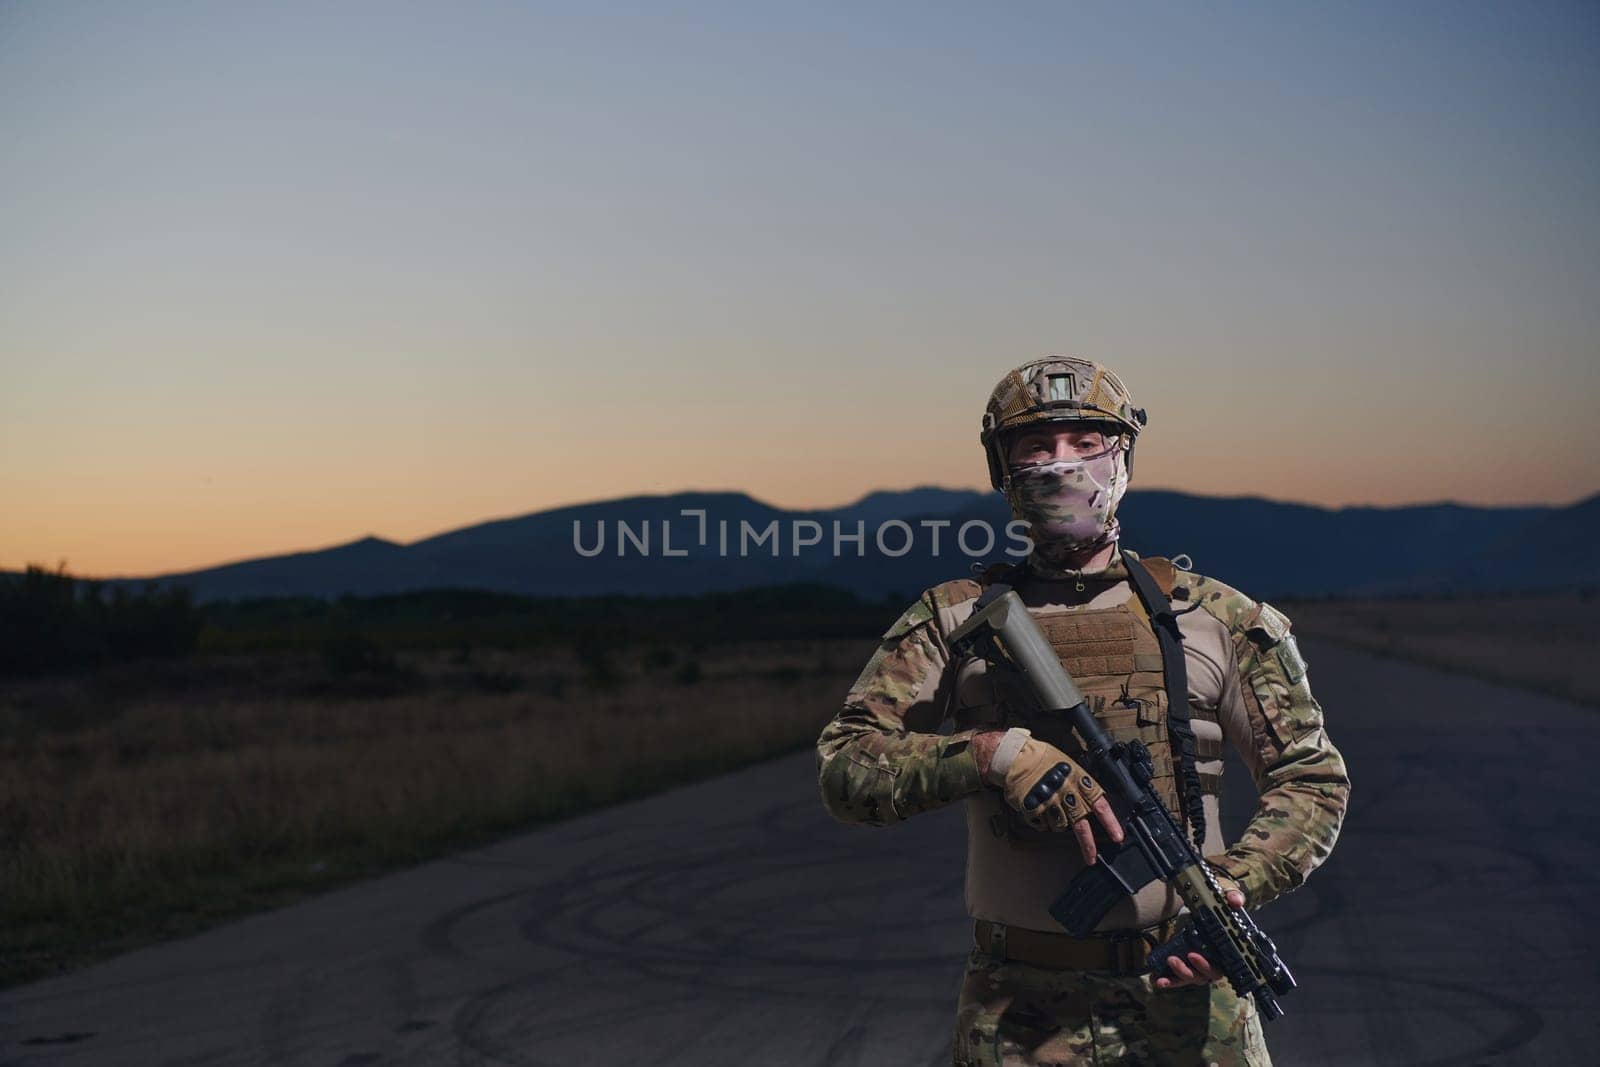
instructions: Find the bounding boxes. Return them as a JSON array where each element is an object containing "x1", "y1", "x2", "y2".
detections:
[{"x1": 815, "y1": 553, "x2": 1350, "y2": 911}]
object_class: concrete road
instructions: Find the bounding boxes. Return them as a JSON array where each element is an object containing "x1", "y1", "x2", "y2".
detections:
[{"x1": 4, "y1": 641, "x2": 1598, "y2": 1066}]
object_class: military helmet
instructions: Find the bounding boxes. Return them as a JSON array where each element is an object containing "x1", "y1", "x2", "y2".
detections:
[{"x1": 980, "y1": 357, "x2": 1147, "y2": 491}]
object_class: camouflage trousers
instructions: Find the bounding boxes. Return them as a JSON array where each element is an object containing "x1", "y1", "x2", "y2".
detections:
[{"x1": 952, "y1": 950, "x2": 1271, "y2": 1066}]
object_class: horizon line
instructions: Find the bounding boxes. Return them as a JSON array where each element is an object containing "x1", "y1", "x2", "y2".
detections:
[{"x1": 9, "y1": 483, "x2": 1594, "y2": 583}]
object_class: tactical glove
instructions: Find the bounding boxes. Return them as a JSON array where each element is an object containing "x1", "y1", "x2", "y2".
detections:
[{"x1": 1000, "y1": 736, "x2": 1106, "y2": 832}]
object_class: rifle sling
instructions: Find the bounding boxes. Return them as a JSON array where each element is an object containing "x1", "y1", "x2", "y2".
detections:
[{"x1": 1123, "y1": 553, "x2": 1209, "y2": 849}]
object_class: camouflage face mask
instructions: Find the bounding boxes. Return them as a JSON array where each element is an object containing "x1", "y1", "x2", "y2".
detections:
[{"x1": 1005, "y1": 447, "x2": 1129, "y2": 549}]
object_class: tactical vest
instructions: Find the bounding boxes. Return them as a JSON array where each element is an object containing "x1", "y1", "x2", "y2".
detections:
[{"x1": 967, "y1": 558, "x2": 1224, "y2": 845}]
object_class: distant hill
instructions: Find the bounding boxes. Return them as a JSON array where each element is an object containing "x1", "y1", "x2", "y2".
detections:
[
  {"x1": 826, "y1": 486, "x2": 994, "y2": 527},
  {"x1": 61, "y1": 487, "x2": 1594, "y2": 603},
  {"x1": 1376, "y1": 492, "x2": 1600, "y2": 594},
  {"x1": 1116, "y1": 493, "x2": 1563, "y2": 598}
]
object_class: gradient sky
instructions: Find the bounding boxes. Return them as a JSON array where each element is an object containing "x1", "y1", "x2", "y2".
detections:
[{"x1": 3, "y1": 1, "x2": 1598, "y2": 575}]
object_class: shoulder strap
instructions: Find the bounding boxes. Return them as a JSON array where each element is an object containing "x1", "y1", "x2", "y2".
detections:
[
  {"x1": 1124, "y1": 553, "x2": 1208, "y2": 849},
  {"x1": 1133, "y1": 555, "x2": 1178, "y2": 597}
]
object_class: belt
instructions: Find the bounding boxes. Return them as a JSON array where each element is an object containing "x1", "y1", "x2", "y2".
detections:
[{"x1": 973, "y1": 917, "x2": 1183, "y2": 975}]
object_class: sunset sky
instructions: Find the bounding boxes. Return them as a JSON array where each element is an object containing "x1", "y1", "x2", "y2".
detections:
[{"x1": 3, "y1": 2, "x2": 1597, "y2": 576}]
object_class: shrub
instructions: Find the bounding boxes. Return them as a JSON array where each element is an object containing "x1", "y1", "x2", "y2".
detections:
[{"x1": 0, "y1": 566, "x2": 200, "y2": 678}]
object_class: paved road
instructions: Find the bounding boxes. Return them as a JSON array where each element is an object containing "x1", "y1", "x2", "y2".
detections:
[{"x1": 4, "y1": 641, "x2": 1598, "y2": 1066}]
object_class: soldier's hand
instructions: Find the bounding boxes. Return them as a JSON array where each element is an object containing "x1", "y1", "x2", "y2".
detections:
[
  {"x1": 1152, "y1": 889, "x2": 1247, "y2": 990},
  {"x1": 1000, "y1": 738, "x2": 1123, "y2": 864}
]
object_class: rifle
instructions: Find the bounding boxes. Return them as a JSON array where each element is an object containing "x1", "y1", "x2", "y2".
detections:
[{"x1": 947, "y1": 585, "x2": 1298, "y2": 1021}]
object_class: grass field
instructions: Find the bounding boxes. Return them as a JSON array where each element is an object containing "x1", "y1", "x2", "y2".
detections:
[
  {"x1": 1283, "y1": 592, "x2": 1597, "y2": 708},
  {"x1": 5, "y1": 587, "x2": 1587, "y2": 990},
  {"x1": 0, "y1": 637, "x2": 875, "y2": 987}
]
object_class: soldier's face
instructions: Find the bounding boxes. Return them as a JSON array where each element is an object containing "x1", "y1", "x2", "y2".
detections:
[
  {"x1": 1005, "y1": 425, "x2": 1117, "y2": 469},
  {"x1": 1000, "y1": 423, "x2": 1131, "y2": 544}
]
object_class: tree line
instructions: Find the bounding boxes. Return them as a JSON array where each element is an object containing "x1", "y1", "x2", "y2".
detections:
[
  {"x1": 0, "y1": 565, "x2": 202, "y2": 677},
  {"x1": 0, "y1": 567, "x2": 902, "y2": 678}
]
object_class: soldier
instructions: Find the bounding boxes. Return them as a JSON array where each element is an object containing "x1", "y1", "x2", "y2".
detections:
[{"x1": 816, "y1": 358, "x2": 1350, "y2": 1066}]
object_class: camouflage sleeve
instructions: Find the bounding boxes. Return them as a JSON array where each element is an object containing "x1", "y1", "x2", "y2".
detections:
[
  {"x1": 1192, "y1": 579, "x2": 1351, "y2": 908},
  {"x1": 816, "y1": 584, "x2": 988, "y2": 826}
]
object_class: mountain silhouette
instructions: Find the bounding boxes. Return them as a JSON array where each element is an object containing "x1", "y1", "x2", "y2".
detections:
[
  {"x1": 1374, "y1": 491, "x2": 1600, "y2": 594},
  {"x1": 71, "y1": 487, "x2": 1591, "y2": 603}
]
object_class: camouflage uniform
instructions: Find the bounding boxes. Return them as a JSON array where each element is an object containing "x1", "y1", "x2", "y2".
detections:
[
  {"x1": 953, "y1": 960, "x2": 1269, "y2": 1065},
  {"x1": 816, "y1": 551, "x2": 1349, "y2": 1066}
]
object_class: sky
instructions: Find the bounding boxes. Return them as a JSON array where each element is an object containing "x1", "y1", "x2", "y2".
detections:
[{"x1": 3, "y1": 1, "x2": 1597, "y2": 576}]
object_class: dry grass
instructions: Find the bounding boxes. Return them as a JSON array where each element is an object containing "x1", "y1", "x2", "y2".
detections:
[
  {"x1": 17, "y1": 590, "x2": 1582, "y2": 988},
  {"x1": 1282, "y1": 592, "x2": 1598, "y2": 708},
  {"x1": 0, "y1": 639, "x2": 872, "y2": 986}
]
